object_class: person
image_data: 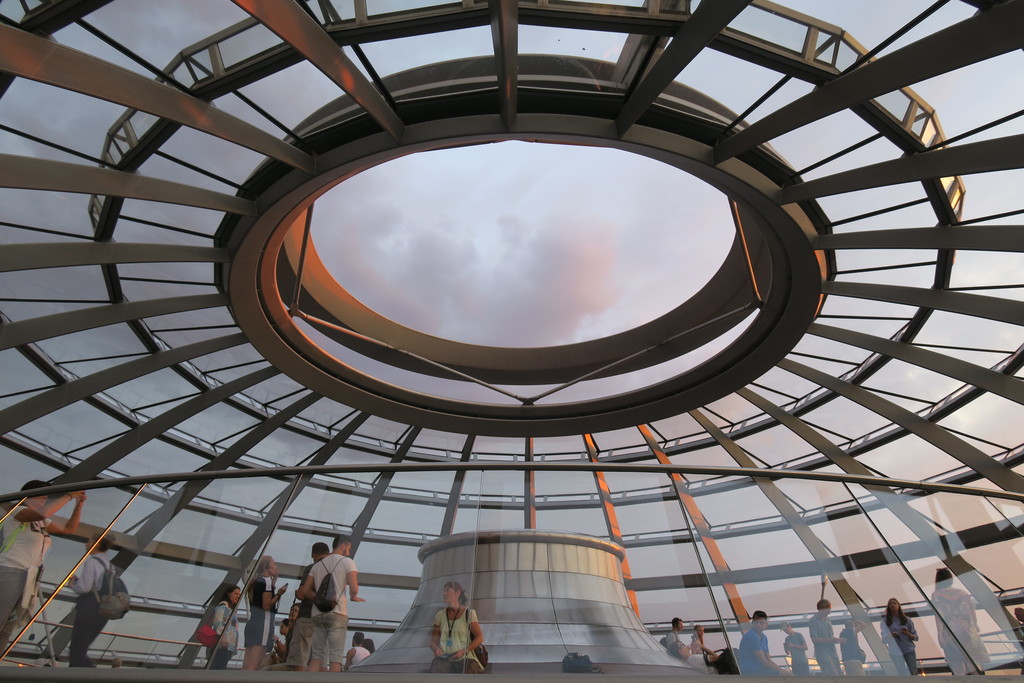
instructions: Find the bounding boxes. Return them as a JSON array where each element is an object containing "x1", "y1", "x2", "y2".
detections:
[
  {"x1": 839, "y1": 619, "x2": 867, "y2": 675},
  {"x1": 242, "y1": 555, "x2": 287, "y2": 670},
  {"x1": 345, "y1": 631, "x2": 370, "y2": 670},
  {"x1": 809, "y1": 599, "x2": 843, "y2": 675},
  {"x1": 0, "y1": 482, "x2": 85, "y2": 651},
  {"x1": 297, "y1": 534, "x2": 363, "y2": 673},
  {"x1": 881, "y1": 598, "x2": 918, "y2": 675},
  {"x1": 67, "y1": 535, "x2": 113, "y2": 667},
  {"x1": 782, "y1": 622, "x2": 809, "y2": 676},
  {"x1": 737, "y1": 610, "x2": 791, "y2": 676},
  {"x1": 208, "y1": 585, "x2": 241, "y2": 670},
  {"x1": 270, "y1": 618, "x2": 290, "y2": 665},
  {"x1": 664, "y1": 617, "x2": 692, "y2": 660},
  {"x1": 429, "y1": 580, "x2": 485, "y2": 674},
  {"x1": 288, "y1": 542, "x2": 329, "y2": 671},
  {"x1": 932, "y1": 567, "x2": 987, "y2": 674},
  {"x1": 363, "y1": 637, "x2": 375, "y2": 654},
  {"x1": 690, "y1": 623, "x2": 720, "y2": 672}
]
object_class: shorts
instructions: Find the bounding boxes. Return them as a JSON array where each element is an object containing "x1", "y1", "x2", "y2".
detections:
[
  {"x1": 285, "y1": 616, "x2": 314, "y2": 667},
  {"x1": 310, "y1": 611, "x2": 347, "y2": 666}
]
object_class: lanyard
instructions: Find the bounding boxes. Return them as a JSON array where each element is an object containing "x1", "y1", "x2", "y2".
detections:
[{"x1": 445, "y1": 607, "x2": 465, "y2": 644}]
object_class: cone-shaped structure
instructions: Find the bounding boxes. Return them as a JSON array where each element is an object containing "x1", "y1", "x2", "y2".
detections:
[{"x1": 354, "y1": 530, "x2": 700, "y2": 674}]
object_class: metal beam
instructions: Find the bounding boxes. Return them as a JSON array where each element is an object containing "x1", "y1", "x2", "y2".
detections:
[
  {"x1": 782, "y1": 133, "x2": 1024, "y2": 203},
  {"x1": 10, "y1": 462, "x2": 1022, "y2": 506},
  {"x1": 439, "y1": 435, "x2": 476, "y2": 535},
  {"x1": 808, "y1": 323, "x2": 1024, "y2": 405},
  {"x1": 585, "y1": 434, "x2": 639, "y2": 616},
  {"x1": 52, "y1": 366, "x2": 280, "y2": 484},
  {"x1": 637, "y1": 425, "x2": 751, "y2": 625},
  {"x1": 0, "y1": 243, "x2": 228, "y2": 273},
  {"x1": 110, "y1": 391, "x2": 325, "y2": 577},
  {"x1": 0, "y1": 24, "x2": 313, "y2": 173},
  {"x1": 713, "y1": 0, "x2": 1024, "y2": 163},
  {"x1": 777, "y1": 358, "x2": 1024, "y2": 494},
  {"x1": 17, "y1": 0, "x2": 113, "y2": 33},
  {"x1": 0, "y1": 333, "x2": 248, "y2": 435},
  {"x1": 0, "y1": 154, "x2": 255, "y2": 215},
  {"x1": 489, "y1": 0, "x2": 518, "y2": 128},
  {"x1": 524, "y1": 437, "x2": 536, "y2": 530},
  {"x1": 349, "y1": 426, "x2": 422, "y2": 553},
  {"x1": 822, "y1": 280, "x2": 1024, "y2": 328},
  {"x1": 617, "y1": 0, "x2": 751, "y2": 135},
  {"x1": 814, "y1": 224, "x2": 1024, "y2": 251},
  {"x1": 232, "y1": 0, "x2": 404, "y2": 141},
  {"x1": 0, "y1": 293, "x2": 228, "y2": 351}
]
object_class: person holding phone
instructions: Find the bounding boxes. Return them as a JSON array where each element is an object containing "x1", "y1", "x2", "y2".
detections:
[
  {"x1": 242, "y1": 555, "x2": 287, "y2": 670},
  {"x1": 881, "y1": 598, "x2": 919, "y2": 675}
]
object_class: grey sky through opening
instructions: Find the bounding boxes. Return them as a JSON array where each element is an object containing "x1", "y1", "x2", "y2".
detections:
[{"x1": 308, "y1": 141, "x2": 735, "y2": 348}]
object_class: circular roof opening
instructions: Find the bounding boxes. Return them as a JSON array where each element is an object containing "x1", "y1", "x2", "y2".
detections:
[
  {"x1": 307, "y1": 141, "x2": 736, "y2": 347},
  {"x1": 231, "y1": 114, "x2": 823, "y2": 436}
]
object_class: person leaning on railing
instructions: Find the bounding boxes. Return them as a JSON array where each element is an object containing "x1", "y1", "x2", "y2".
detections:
[{"x1": 1, "y1": 481, "x2": 86, "y2": 651}]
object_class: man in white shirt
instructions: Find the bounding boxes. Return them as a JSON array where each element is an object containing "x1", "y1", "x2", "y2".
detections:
[
  {"x1": 1, "y1": 481, "x2": 85, "y2": 652},
  {"x1": 67, "y1": 536, "x2": 113, "y2": 666},
  {"x1": 297, "y1": 534, "x2": 363, "y2": 672}
]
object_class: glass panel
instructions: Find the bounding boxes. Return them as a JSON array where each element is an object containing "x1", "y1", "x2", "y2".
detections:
[
  {"x1": 728, "y1": 4, "x2": 810, "y2": 55},
  {"x1": 219, "y1": 23, "x2": 282, "y2": 70},
  {"x1": 359, "y1": 26, "x2": 494, "y2": 83},
  {"x1": 849, "y1": 483, "x2": 1024, "y2": 673}
]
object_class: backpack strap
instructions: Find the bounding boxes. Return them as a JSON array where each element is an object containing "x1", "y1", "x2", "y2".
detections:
[
  {"x1": 320, "y1": 555, "x2": 345, "y2": 583},
  {"x1": 90, "y1": 554, "x2": 113, "y2": 595},
  {"x1": 1, "y1": 522, "x2": 27, "y2": 554}
]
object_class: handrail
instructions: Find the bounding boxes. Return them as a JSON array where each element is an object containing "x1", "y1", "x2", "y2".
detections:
[{"x1": 3, "y1": 462, "x2": 1022, "y2": 505}]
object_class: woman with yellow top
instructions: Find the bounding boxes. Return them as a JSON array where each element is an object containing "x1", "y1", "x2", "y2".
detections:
[{"x1": 429, "y1": 581, "x2": 485, "y2": 674}]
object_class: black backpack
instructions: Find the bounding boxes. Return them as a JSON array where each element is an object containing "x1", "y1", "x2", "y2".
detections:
[
  {"x1": 562, "y1": 652, "x2": 595, "y2": 673},
  {"x1": 313, "y1": 557, "x2": 339, "y2": 612},
  {"x1": 713, "y1": 648, "x2": 740, "y2": 675}
]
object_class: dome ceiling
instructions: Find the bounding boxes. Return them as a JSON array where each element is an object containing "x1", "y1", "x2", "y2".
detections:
[{"x1": 1, "y1": 0, "x2": 1023, "y2": 671}]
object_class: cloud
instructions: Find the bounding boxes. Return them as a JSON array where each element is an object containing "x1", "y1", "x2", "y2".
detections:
[{"x1": 310, "y1": 141, "x2": 734, "y2": 348}]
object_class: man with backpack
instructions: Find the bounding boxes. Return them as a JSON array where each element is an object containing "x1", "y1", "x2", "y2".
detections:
[
  {"x1": 287, "y1": 542, "x2": 329, "y2": 671},
  {"x1": 67, "y1": 536, "x2": 118, "y2": 667},
  {"x1": 296, "y1": 535, "x2": 363, "y2": 672}
]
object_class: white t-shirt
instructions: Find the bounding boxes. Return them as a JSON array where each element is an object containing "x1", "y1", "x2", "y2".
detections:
[
  {"x1": 0, "y1": 506, "x2": 52, "y2": 571},
  {"x1": 70, "y1": 553, "x2": 110, "y2": 595},
  {"x1": 309, "y1": 554, "x2": 356, "y2": 616}
]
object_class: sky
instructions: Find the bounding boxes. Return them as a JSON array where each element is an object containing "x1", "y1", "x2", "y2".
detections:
[{"x1": 308, "y1": 141, "x2": 735, "y2": 348}]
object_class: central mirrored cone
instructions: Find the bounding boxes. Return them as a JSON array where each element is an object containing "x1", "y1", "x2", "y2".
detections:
[{"x1": 353, "y1": 530, "x2": 701, "y2": 674}]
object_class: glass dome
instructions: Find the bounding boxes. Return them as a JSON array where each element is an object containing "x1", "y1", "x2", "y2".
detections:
[{"x1": 1, "y1": 0, "x2": 1023, "y2": 675}]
